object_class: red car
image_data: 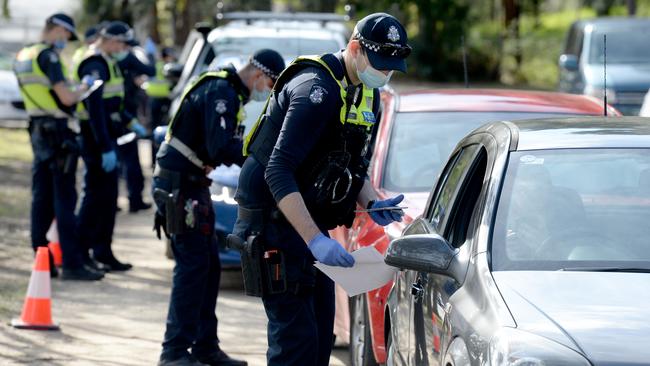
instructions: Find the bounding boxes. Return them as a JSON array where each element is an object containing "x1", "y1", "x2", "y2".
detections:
[{"x1": 330, "y1": 88, "x2": 619, "y2": 366}]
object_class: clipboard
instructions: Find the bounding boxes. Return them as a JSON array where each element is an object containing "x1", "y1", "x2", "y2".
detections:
[{"x1": 78, "y1": 80, "x2": 104, "y2": 101}]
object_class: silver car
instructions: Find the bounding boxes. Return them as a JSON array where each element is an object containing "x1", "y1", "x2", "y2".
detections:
[{"x1": 385, "y1": 117, "x2": 650, "y2": 365}]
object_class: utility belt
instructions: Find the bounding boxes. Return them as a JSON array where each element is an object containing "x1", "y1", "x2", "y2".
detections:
[
  {"x1": 29, "y1": 117, "x2": 80, "y2": 174},
  {"x1": 152, "y1": 166, "x2": 213, "y2": 238},
  {"x1": 227, "y1": 206, "x2": 314, "y2": 298}
]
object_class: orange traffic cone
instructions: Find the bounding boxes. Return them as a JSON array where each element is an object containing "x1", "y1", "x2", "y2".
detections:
[
  {"x1": 48, "y1": 242, "x2": 63, "y2": 267},
  {"x1": 11, "y1": 247, "x2": 59, "y2": 330}
]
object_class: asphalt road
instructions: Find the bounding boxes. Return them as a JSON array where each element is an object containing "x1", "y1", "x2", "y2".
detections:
[{"x1": 0, "y1": 140, "x2": 351, "y2": 365}]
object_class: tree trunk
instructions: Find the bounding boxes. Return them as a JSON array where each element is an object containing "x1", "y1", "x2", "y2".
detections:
[
  {"x1": 627, "y1": 0, "x2": 637, "y2": 16},
  {"x1": 502, "y1": 0, "x2": 521, "y2": 66}
]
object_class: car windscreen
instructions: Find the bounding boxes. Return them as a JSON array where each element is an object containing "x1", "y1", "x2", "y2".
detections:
[
  {"x1": 382, "y1": 111, "x2": 584, "y2": 192},
  {"x1": 492, "y1": 148, "x2": 650, "y2": 271},
  {"x1": 589, "y1": 28, "x2": 650, "y2": 64},
  {"x1": 212, "y1": 36, "x2": 340, "y2": 59}
]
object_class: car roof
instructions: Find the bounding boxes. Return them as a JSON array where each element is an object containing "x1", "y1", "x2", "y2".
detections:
[
  {"x1": 494, "y1": 117, "x2": 650, "y2": 150},
  {"x1": 208, "y1": 20, "x2": 347, "y2": 42},
  {"x1": 572, "y1": 17, "x2": 650, "y2": 30},
  {"x1": 395, "y1": 88, "x2": 609, "y2": 115}
]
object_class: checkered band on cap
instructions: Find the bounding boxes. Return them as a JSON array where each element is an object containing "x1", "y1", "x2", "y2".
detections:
[
  {"x1": 360, "y1": 39, "x2": 380, "y2": 52},
  {"x1": 251, "y1": 58, "x2": 279, "y2": 80}
]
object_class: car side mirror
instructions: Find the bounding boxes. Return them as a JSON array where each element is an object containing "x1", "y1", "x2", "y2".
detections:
[
  {"x1": 385, "y1": 233, "x2": 461, "y2": 281},
  {"x1": 559, "y1": 54, "x2": 579, "y2": 71},
  {"x1": 163, "y1": 63, "x2": 184, "y2": 82}
]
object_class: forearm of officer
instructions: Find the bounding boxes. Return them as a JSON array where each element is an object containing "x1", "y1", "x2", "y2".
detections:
[
  {"x1": 277, "y1": 192, "x2": 322, "y2": 245},
  {"x1": 52, "y1": 81, "x2": 82, "y2": 107},
  {"x1": 356, "y1": 178, "x2": 378, "y2": 209}
]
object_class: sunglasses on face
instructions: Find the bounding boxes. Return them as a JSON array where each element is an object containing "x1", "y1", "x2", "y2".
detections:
[{"x1": 358, "y1": 37, "x2": 412, "y2": 58}]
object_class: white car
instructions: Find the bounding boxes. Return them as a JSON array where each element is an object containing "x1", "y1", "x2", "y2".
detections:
[{"x1": 0, "y1": 51, "x2": 28, "y2": 122}]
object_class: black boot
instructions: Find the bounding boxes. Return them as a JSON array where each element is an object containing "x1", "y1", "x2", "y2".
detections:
[
  {"x1": 95, "y1": 255, "x2": 133, "y2": 271},
  {"x1": 194, "y1": 349, "x2": 248, "y2": 366},
  {"x1": 129, "y1": 201, "x2": 152, "y2": 213},
  {"x1": 61, "y1": 266, "x2": 104, "y2": 281}
]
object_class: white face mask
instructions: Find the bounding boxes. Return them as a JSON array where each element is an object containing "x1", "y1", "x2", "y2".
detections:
[
  {"x1": 354, "y1": 50, "x2": 393, "y2": 88},
  {"x1": 251, "y1": 76, "x2": 271, "y2": 102}
]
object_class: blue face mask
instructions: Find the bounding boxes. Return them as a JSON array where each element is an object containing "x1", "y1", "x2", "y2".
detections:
[
  {"x1": 355, "y1": 52, "x2": 392, "y2": 88},
  {"x1": 53, "y1": 39, "x2": 67, "y2": 51},
  {"x1": 250, "y1": 77, "x2": 271, "y2": 102},
  {"x1": 112, "y1": 50, "x2": 129, "y2": 62}
]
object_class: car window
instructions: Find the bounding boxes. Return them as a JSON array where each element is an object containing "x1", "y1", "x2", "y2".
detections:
[
  {"x1": 382, "y1": 111, "x2": 583, "y2": 193},
  {"x1": 212, "y1": 36, "x2": 340, "y2": 58},
  {"x1": 445, "y1": 148, "x2": 488, "y2": 248},
  {"x1": 429, "y1": 144, "x2": 481, "y2": 233},
  {"x1": 492, "y1": 148, "x2": 650, "y2": 271},
  {"x1": 588, "y1": 27, "x2": 650, "y2": 64}
]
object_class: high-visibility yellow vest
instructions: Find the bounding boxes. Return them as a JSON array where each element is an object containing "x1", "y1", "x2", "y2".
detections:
[
  {"x1": 243, "y1": 55, "x2": 375, "y2": 156},
  {"x1": 71, "y1": 45, "x2": 87, "y2": 73},
  {"x1": 143, "y1": 61, "x2": 171, "y2": 98},
  {"x1": 73, "y1": 45, "x2": 125, "y2": 120},
  {"x1": 13, "y1": 43, "x2": 70, "y2": 119},
  {"x1": 165, "y1": 69, "x2": 245, "y2": 141}
]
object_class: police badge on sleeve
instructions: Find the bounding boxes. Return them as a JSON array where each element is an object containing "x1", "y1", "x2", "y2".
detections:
[
  {"x1": 309, "y1": 85, "x2": 327, "y2": 104},
  {"x1": 215, "y1": 99, "x2": 227, "y2": 114}
]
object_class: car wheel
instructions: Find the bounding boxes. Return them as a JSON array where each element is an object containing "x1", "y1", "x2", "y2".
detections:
[{"x1": 350, "y1": 295, "x2": 378, "y2": 366}]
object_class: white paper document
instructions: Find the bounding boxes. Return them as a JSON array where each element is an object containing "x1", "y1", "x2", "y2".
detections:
[{"x1": 314, "y1": 246, "x2": 397, "y2": 297}]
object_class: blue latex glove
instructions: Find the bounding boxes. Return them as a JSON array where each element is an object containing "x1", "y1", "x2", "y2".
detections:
[
  {"x1": 368, "y1": 194, "x2": 405, "y2": 226},
  {"x1": 101, "y1": 150, "x2": 117, "y2": 172},
  {"x1": 129, "y1": 120, "x2": 147, "y2": 137},
  {"x1": 81, "y1": 74, "x2": 96, "y2": 87},
  {"x1": 144, "y1": 37, "x2": 157, "y2": 57},
  {"x1": 308, "y1": 233, "x2": 355, "y2": 267}
]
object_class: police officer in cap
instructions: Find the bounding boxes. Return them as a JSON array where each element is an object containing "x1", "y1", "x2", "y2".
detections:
[
  {"x1": 116, "y1": 29, "x2": 155, "y2": 213},
  {"x1": 14, "y1": 13, "x2": 103, "y2": 281},
  {"x1": 153, "y1": 49, "x2": 285, "y2": 366},
  {"x1": 75, "y1": 20, "x2": 134, "y2": 272},
  {"x1": 234, "y1": 13, "x2": 411, "y2": 365}
]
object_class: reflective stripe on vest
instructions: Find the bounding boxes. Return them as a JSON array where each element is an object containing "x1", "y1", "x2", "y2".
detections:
[
  {"x1": 143, "y1": 61, "x2": 171, "y2": 98},
  {"x1": 73, "y1": 46, "x2": 125, "y2": 120},
  {"x1": 242, "y1": 55, "x2": 375, "y2": 156},
  {"x1": 14, "y1": 43, "x2": 70, "y2": 118},
  {"x1": 165, "y1": 70, "x2": 244, "y2": 142}
]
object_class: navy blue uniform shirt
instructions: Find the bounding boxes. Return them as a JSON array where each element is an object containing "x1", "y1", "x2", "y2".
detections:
[
  {"x1": 78, "y1": 57, "x2": 119, "y2": 152},
  {"x1": 235, "y1": 52, "x2": 380, "y2": 210},
  {"x1": 118, "y1": 51, "x2": 155, "y2": 116},
  {"x1": 157, "y1": 65, "x2": 249, "y2": 174}
]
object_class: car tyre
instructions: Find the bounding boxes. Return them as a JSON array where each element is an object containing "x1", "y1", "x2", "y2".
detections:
[{"x1": 350, "y1": 295, "x2": 378, "y2": 366}]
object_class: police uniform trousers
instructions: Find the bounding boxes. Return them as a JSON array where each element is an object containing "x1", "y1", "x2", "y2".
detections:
[
  {"x1": 29, "y1": 117, "x2": 84, "y2": 269},
  {"x1": 77, "y1": 132, "x2": 119, "y2": 261},
  {"x1": 234, "y1": 215, "x2": 336, "y2": 366},
  {"x1": 117, "y1": 139, "x2": 145, "y2": 206},
  {"x1": 153, "y1": 175, "x2": 223, "y2": 360}
]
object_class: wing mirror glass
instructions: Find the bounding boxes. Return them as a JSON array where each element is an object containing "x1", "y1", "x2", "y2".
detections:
[
  {"x1": 385, "y1": 233, "x2": 457, "y2": 276},
  {"x1": 559, "y1": 54, "x2": 579, "y2": 71}
]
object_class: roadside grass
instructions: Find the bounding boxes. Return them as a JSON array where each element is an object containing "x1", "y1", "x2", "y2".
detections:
[
  {"x1": 0, "y1": 127, "x2": 32, "y2": 163},
  {"x1": 0, "y1": 127, "x2": 32, "y2": 319}
]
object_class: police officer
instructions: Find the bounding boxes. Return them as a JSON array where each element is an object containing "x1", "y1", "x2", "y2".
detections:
[
  {"x1": 14, "y1": 13, "x2": 103, "y2": 281},
  {"x1": 71, "y1": 24, "x2": 100, "y2": 70},
  {"x1": 233, "y1": 13, "x2": 411, "y2": 365},
  {"x1": 145, "y1": 46, "x2": 175, "y2": 165},
  {"x1": 116, "y1": 31, "x2": 155, "y2": 213},
  {"x1": 75, "y1": 21, "x2": 134, "y2": 272},
  {"x1": 152, "y1": 49, "x2": 285, "y2": 366}
]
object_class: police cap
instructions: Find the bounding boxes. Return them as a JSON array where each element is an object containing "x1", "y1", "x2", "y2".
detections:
[
  {"x1": 46, "y1": 13, "x2": 78, "y2": 41},
  {"x1": 100, "y1": 21, "x2": 135, "y2": 45},
  {"x1": 250, "y1": 49, "x2": 285, "y2": 81},
  {"x1": 353, "y1": 13, "x2": 411, "y2": 73}
]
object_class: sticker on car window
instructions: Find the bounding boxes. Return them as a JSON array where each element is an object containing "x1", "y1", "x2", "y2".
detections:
[{"x1": 520, "y1": 155, "x2": 544, "y2": 165}]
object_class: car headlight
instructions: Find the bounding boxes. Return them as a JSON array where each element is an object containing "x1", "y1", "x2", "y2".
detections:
[
  {"x1": 584, "y1": 85, "x2": 617, "y2": 104},
  {"x1": 488, "y1": 328, "x2": 590, "y2": 366}
]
